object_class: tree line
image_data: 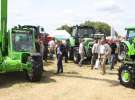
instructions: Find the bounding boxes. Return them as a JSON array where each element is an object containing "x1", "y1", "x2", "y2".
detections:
[{"x1": 57, "y1": 21, "x2": 111, "y2": 36}]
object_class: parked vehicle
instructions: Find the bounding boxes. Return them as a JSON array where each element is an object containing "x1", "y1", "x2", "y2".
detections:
[
  {"x1": 0, "y1": 0, "x2": 43, "y2": 82},
  {"x1": 68, "y1": 25, "x2": 105, "y2": 63},
  {"x1": 119, "y1": 26, "x2": 135, "y2": 87}
]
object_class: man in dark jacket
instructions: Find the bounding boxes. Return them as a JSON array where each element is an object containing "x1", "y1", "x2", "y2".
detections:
[
  {"x1": 56, "y1": 41, "x2": 63, "y2": 74},
  {"x1": 109, "y1": 41, "x2": 117, "y2": 70}
]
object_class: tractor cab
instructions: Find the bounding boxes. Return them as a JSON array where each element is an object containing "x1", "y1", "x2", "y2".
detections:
[
  {"x1": 72, "y1": 26, "x2": 95, "y2": 38},
  {"x1": 126, "y1": 27, "x2": 135, "y2": 39},
  {"x1": 11, "y1": 27, "x2": 35, "y2": 52},
  {"x1": 22, "y1": 25, "x2": 47, "y2": 43},
  {"x1": 71, "y1": 26, "x2": 96, "y2": 46},
  {"x1": 68, "y1": 26, "x2": 96, "y2": 62}
]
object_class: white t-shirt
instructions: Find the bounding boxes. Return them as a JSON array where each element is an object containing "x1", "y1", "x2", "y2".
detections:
[
  {"x1": 57, "y1": 46, "x2": 62, "y2": 55},
  {"x1": 79, "y1": 43, "x2": 84, "y2": 54},
  {"x1": 99, "y1": 45, "x2": 106, "y2": 54}
]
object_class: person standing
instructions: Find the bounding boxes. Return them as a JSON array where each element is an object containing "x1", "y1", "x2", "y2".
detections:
[
  {"x1": 48, "y1": 38, "x2": 55, "y2": 59},
  {"x1": 62, "y1": 40, "x2": 69, "y2": 63},
  {"x1": 99, "y1": 39, "x2": 107, "y2": 75},
  {"x1": 40, "y1": 41, "x2": 44, "y2": 60},
  {"x1": 109, "y1": 40, "x2": 117, "y2": 70},
  {"x1": 104, "y1": 40, "x2": 112, "y2": 64},
  {"x1": 79, "y1": 39, "x2": 85, "y2": 67},
  {"x1": 115, "y1": 40, "x2": 120, "y2": 64},
  {"x1": 56, "y1": 41, "x2": 63, "y2": 74},
  {"x1": 43, "y1": 34, "x2": 49, "y2": 62},
  {"x1": 91, "y1": 39, "x2": 99, "y2": 69},
  {"x1": 35, "y1": 38, "x2": 41, "y2": 53}
]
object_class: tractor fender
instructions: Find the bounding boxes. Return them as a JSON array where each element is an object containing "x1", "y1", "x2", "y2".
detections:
[
  {"x1": 121, "y1": 41, "x2": 134, "y2": 55},
  {"x1": 122, "y1": 41, "x2": 131, "y2": 50}
]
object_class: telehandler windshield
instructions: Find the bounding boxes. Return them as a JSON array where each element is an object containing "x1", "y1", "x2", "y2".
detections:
[{"x1": 12, "y1": 33, "x2": 33, "y2": 52}]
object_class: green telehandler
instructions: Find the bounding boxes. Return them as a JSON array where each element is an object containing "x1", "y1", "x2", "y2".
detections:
[
  {"x1": 118, "y1": 26, "x2": 135, "y2": 87},
  {"x1": 0, "y1": 0, "x2": 43, "y2": 82}
]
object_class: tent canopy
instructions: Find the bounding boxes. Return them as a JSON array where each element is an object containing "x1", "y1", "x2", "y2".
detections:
[{"x1": 48, "y1": 30, "x2": 71, "y2": 40}]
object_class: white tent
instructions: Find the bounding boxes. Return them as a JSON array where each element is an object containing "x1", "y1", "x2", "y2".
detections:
[{"x1": 48, "y1": 30, "x2": 71, "y2": 40}]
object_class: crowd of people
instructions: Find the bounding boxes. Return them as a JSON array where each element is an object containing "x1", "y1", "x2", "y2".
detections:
[
  {"x1": 35, "y1": 37, "x2": 121, "y2": 75},
  {"x1": 90, "y1": 38, "x2": 120, "y2": 75}
]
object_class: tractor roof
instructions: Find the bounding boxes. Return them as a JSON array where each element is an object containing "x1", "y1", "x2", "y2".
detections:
[
  {"x1": 125, "y1": 26, "x2": 135, "y2": 30},
  {"x1": 72, "y1": 25, "x2": 95, "y2": 29},
  {"x1": 12, "y1": 26, "x2": 32, "y2": 33}
]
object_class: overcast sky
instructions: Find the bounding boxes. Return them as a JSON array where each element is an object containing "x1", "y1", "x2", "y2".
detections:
[{"x1": 8, "y1": 0, "x2": 135, "y2": 34}]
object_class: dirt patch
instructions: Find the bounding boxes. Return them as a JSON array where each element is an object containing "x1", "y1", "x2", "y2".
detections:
[{"x1": 0, "y1": 60, "x2": 134, "y2": 100}]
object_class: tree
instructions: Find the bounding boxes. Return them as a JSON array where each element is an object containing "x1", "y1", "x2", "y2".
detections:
[
  {"x1": 57, "y1": 25, "x2": 72, "y2": 34},
  {"x1": 80, "y1": 21, "x2": 111, "y2": 36},
  {"x1": 57, "y1": 21, "x2": 111, "y2": 36}
]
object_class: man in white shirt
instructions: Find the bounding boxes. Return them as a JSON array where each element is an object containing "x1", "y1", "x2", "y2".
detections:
[
  {"x1": 99, "y1": 39, "x2": 108, "y2": 75},
  {"x1": 79, "y1": 39, "x2": 85, "y2": 67}
]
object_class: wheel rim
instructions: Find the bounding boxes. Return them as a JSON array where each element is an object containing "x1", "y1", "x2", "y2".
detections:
[{"x1": 121, "y1": 70, "x2": 130, "y2": 83}]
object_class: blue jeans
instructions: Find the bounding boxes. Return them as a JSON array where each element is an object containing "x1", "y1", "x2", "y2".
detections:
[
  {"x1": 57, "y1": 54, "x2": 63, "y2": 73},
  {"x1": 109, "y1": 54, "x2": 115, "y2": 69}
]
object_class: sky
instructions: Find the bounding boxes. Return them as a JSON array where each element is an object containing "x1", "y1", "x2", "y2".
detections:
[{"x1": 8, "y1": 0, "x2": 135, "y2": 35}]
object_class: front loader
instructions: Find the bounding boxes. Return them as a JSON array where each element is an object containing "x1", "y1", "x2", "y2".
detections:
[{"x1": 0, "y1": 0, "x2": 43, "y2": 82}]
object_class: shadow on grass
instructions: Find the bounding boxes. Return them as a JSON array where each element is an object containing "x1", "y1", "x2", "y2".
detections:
[
  {"x1": 0, "y1": 70, "x2": 57, "y2": 89},
  {"x1": 58, "y1": 74, "x2": 120, "y2": 87},
  {"x1": 0, "y1": 68, "x2": 120, "y2": 89}
]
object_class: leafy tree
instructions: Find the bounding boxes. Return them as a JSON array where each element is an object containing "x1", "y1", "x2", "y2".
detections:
[
  {"x1": 57, "y1": 25, "x2": 72, "y2": 34},
  {"x1": 57, "y1": 21, "x2": 111, "y2": 36},
  {"x1": 80, "y1": 21, "x2": 111, "y2": 36}
]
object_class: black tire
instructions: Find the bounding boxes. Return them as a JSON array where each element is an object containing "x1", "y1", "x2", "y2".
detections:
[
  {"x1": 73, "y1": 51, "x2": 80, "y2": 64},
  {"x1": 68, "y1": 48, "x2": 74, "y2": 60},
  {"x1": 118, "y1": 65, "x2": 134, "y2": 87},
  {"x1": 26, "y1": 58, "x2": 43, "y2": 82}
]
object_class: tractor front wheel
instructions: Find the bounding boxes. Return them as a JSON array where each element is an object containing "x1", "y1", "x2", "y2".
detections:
[
  {"x1": 26, "y1": 58, "x2": 42, "y2": 82},
  {"x1": 118, "y1": 65, "x2": 134, "y2": 87}
]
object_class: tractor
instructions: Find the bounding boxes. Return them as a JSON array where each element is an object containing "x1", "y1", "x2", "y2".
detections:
[
  {"x1": 0, "y1": 0, "x2": 43, "y2": 82},
  {"x1": 22, "y1": 25, "x2": 48, "y2": 61},
  {"x1": 118, "y1": 26, "x2": 135, "y2": 87},
  {"x1": 68, "y1": 25, "x2": 105, "y2": 63}
]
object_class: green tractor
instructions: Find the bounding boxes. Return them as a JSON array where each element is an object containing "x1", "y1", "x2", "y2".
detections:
[
  {"x1": 0, "y1": 0, "x2": 43, "y2": 82},
  {"x1": 68, "y1": 25, "x2": 105, "y2": 63},
  {"x1": 118, "y1": 26, "x2": 135, "y2": 87}
]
